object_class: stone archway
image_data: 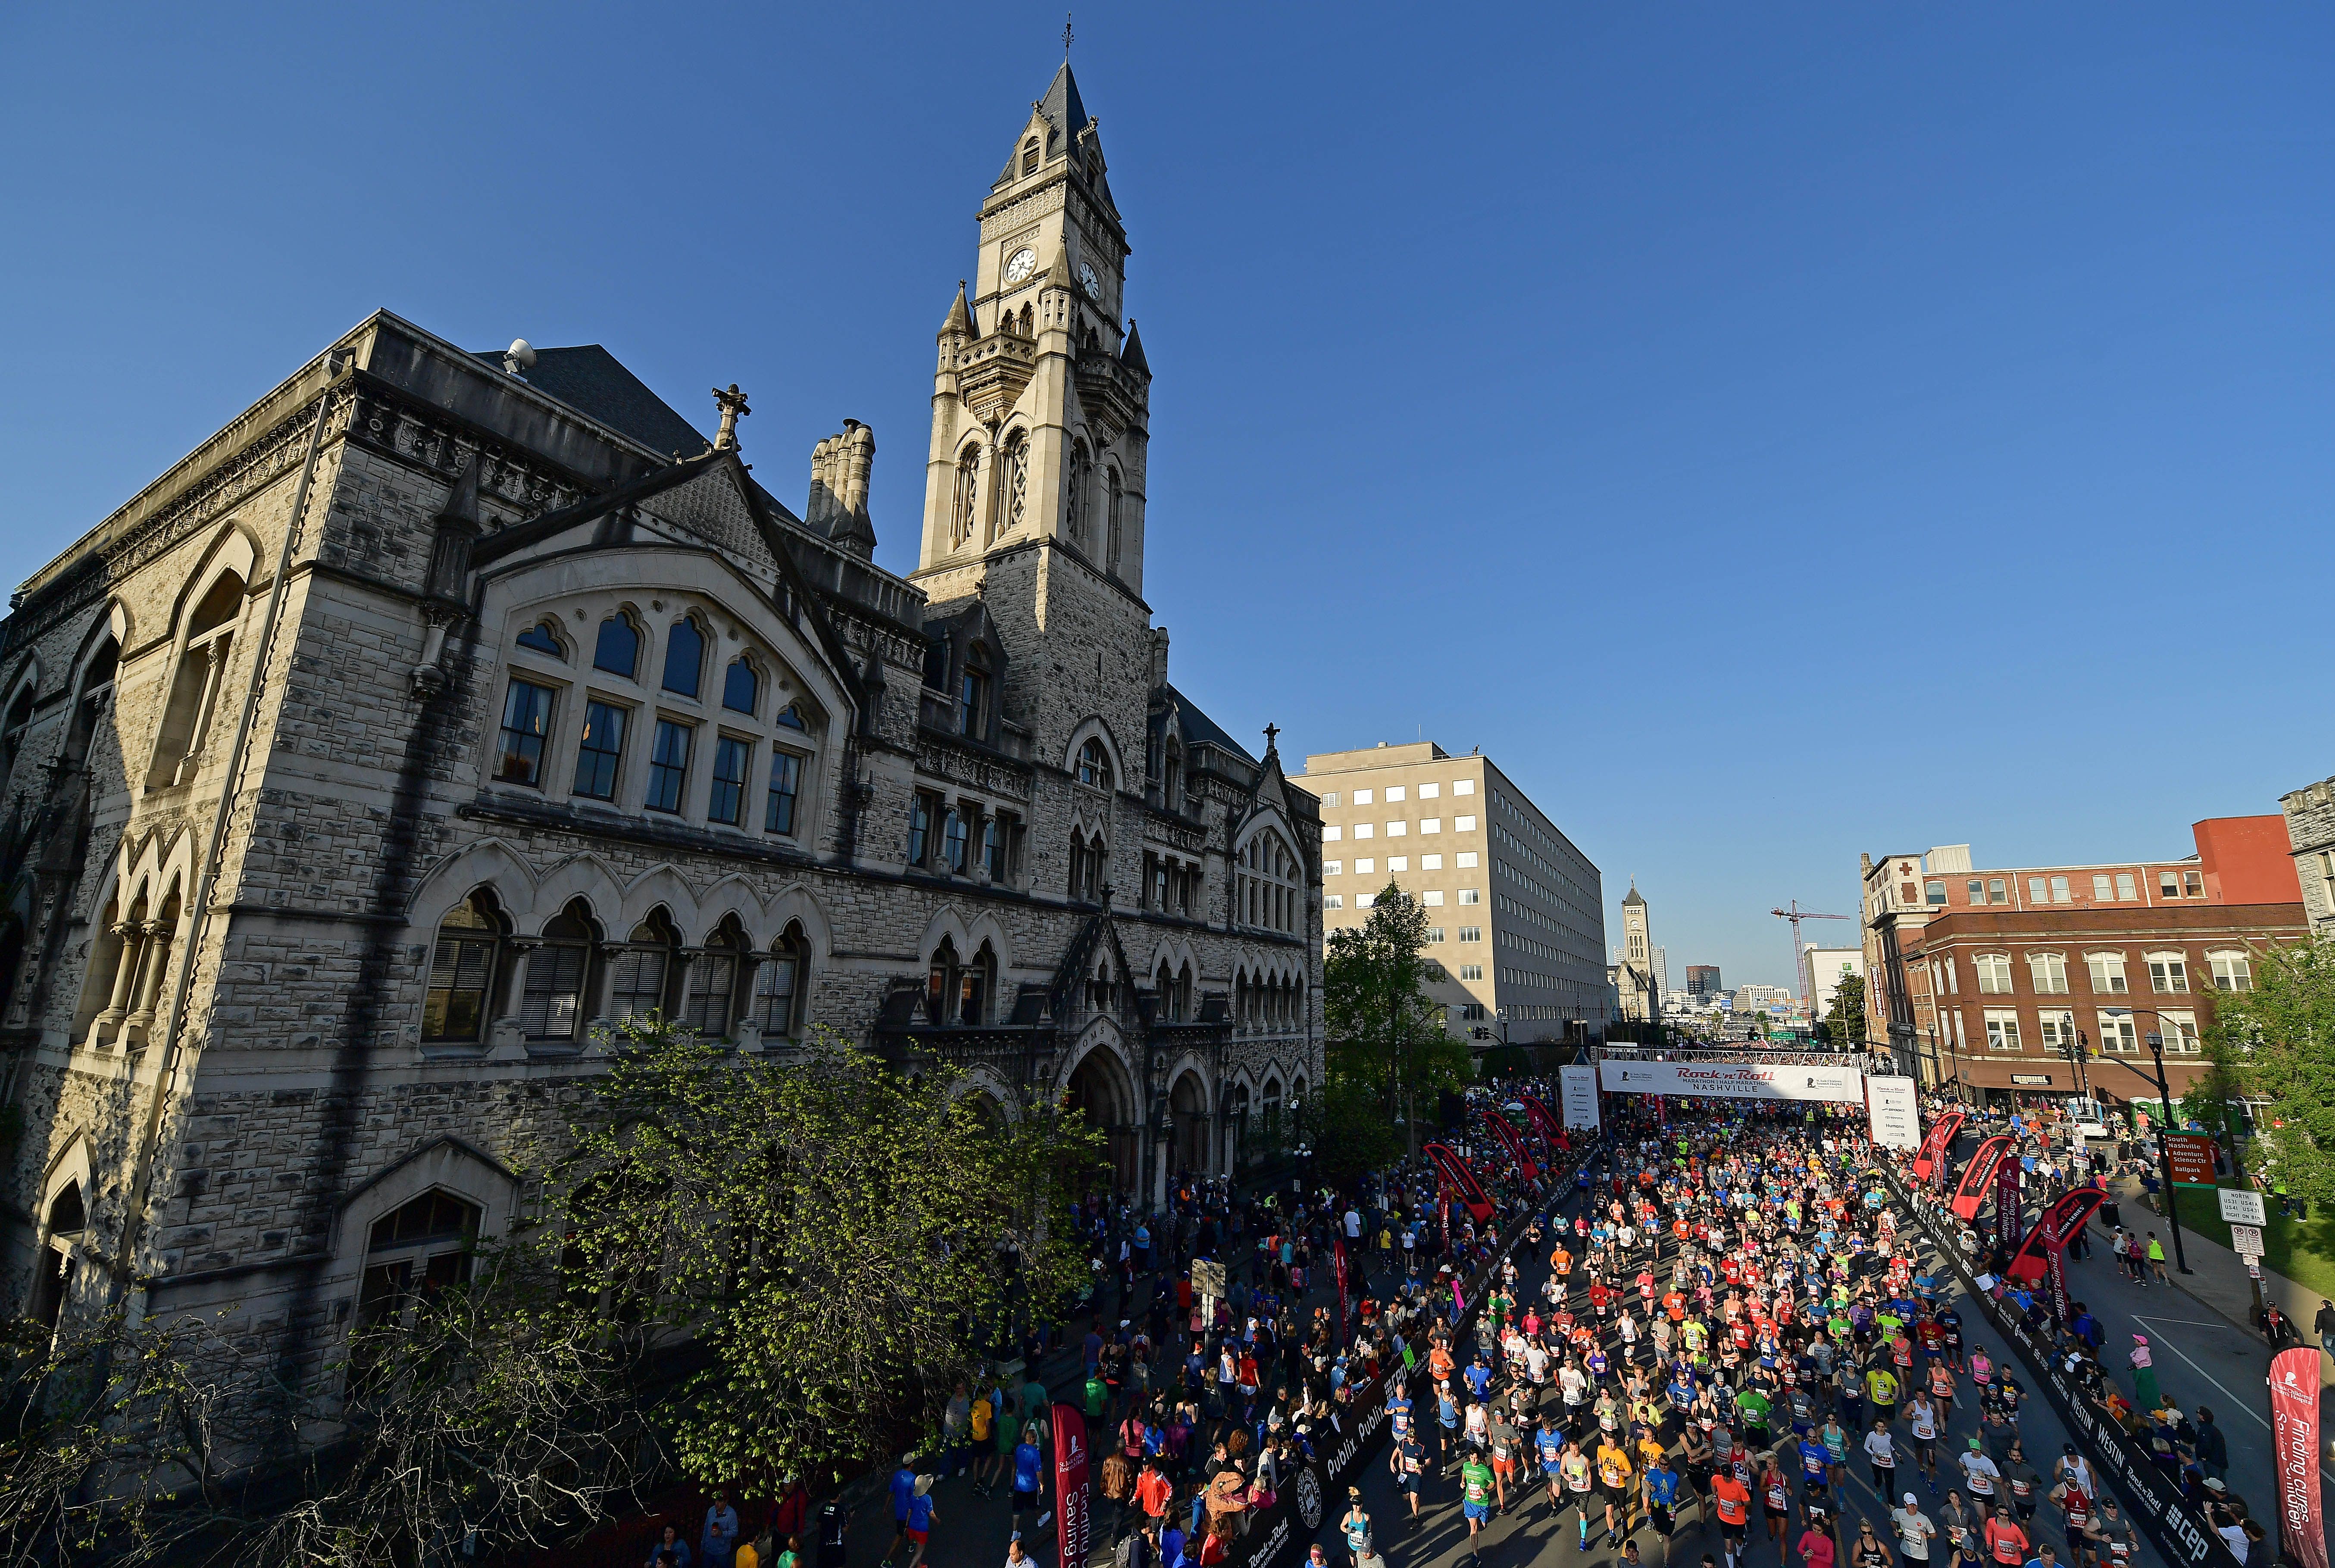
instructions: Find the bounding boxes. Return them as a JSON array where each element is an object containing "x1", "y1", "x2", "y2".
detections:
[
  {"x1": 1169, "y1": 1068, "x2": 1210, "y2": 1178},
  {"x1": 1066, "y1": 1042, "x2": 1141, "y2": 1196}
]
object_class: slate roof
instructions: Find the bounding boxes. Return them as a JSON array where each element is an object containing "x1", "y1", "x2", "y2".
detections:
[
  {"x1": 1039, "y1": 61, "x2": 1089, "y2": 144},
  {"x1": 474, "y1": 344, "x2": 710, "y2": 459},
  {"x1": 1163, "y1": 683, "x2": 1256, "y2": 767}
]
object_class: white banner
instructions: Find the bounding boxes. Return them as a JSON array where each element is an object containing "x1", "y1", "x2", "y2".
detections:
[
  {"x1": 1558, "y1": 1064, "x2": 1601, "y2": 1130},
  {"x1": 1865, "y1": 1074, "x2": 1920, "y2": 1149},
  {"x1": 1597, "y1": 1059, "x2": 1866, "y2": 1102}
]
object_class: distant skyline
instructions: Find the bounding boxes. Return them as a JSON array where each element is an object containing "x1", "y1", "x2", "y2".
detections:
[{"x1": 3, "y1": 4, "x2": 2329, "y2": 990}]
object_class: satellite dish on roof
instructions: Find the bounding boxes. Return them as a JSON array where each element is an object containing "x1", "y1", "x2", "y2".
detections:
[{"x1": 503, "y1": 339, "x2": 537, "y2": 375}]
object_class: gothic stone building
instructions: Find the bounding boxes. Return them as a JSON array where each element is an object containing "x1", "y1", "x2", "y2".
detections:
[{"x1": 0, "y1": 63, "x2": 1324, "y2": 1369}]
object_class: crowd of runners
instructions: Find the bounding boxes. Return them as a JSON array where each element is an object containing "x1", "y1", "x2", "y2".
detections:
[{"x1": 834, "y1": 1086, "x2": 2176, "y2": 1568}]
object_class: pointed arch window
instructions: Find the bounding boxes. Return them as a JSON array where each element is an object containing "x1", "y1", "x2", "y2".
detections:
[
  {"x1": 610, "y1": 910, "x2": 679, "y2": 1021},
  {"x1": 662, "y1": 618, "x2": 705, "y2": 699},
  {"x1": 758, "y1": 925, "x2": 806, "y2": 1038},
  {"x1": 517, "y1": 620, "x2": 566, "y2": 658},
  {"x1": 1022, "y1": 137, "x2": 1040, "y2": 177},
  {"x1": 685, "y1": 918, "x2": 748, "y2": 1037},
  {"x1": 593, "y1": 613, "x2": 641, "y2": 679},
  {"x1": 153, "y1": 571, "x2": 244, "y2": 786},
  {"x1": 1105, "y1": 468, "x2": 1123, "y2": 572},
  {"x1": 423, "y1": 890, "x2": 505, "y2": 1043},
  {"x1": 2, "y1": 683, "x2": 33, "y2": 782},
  {"x1": 997, "y1": 431, "x2": 1029, "y2": 537},
  {"x1": 522, "y1": 901, "x2": 597, "y2": 1044},
  {"x1": 952, "y1": 444, "x2": 981, "y2": 548},
  {"x1": 958, "y1": 655, "x2": 990, "y2": 740},
  {"x1": 1066, "y1": 440, "x2": 1091, "y2": 545},
  {"x1": 722, "y1": 657, "x2": 760, "y2": 716},
  {"x1": 353, "y1": 1190, "x2": 481, "y2": 1384}
]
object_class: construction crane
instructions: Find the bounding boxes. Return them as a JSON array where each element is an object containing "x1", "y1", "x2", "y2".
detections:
[{"x1": 1771, "y1": 901, "x2": 1854, "y2": 1018}]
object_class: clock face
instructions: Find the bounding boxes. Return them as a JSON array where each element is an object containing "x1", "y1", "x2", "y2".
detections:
[
  {"x1": 1003, "y1": 247, "x2": 1038, "y2": 284},
  {"x1": 1078, "y1": 260, "x2": 1102, "y2": 299}
]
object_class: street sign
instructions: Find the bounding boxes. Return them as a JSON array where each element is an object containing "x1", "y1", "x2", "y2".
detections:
[
  {"x1": 2229, "y1": 1223, "x2": 2264, "y2": 1260},
  {"x1": 2218, "y1": 1187, "x2": 2268, "y2": 1227},
  {"x1": 2163, "y1": 1133, "x2": 2218, "y2": 1186},
  {"x1": 1191, "y1": 1259, "x2": 1226, "y2": 1298}
]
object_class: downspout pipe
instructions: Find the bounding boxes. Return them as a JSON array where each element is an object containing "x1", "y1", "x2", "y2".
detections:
[{"x1": 107, "y1": 350, "x2": 350, "y2": 1304}]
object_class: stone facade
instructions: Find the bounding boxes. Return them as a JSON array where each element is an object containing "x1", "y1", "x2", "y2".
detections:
[
  {"x1": 2279, "y1": 776, "x2": 2335, "y2": 937},
  {"x1": 0, "y1": 62, "x2": 1323, "y2": 1400}
]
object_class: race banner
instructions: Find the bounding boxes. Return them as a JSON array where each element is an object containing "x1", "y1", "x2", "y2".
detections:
[
  {"x1": 2003, "y1": 1187, "x2": 2107, "y2": 1304},
  {"x1": 1517, "y1": 1093, "x2": 1566, "y2": 1153},
  {"x1": 1597, "y1": 1059, "x2": 1864, "y2": 1102},
  {"x1": 1332, "y1": 1237, "x2": 1350, "y2": 1347},
  {"x1": 1558, "y1": 1064, "x2": 1601, "y2": 1130},
  {"x1": 1480, "y1": 1108, "x2": 1539, "y2": 1182},
  {"x1": 1914, "y1": 1108, "x2": 1966, "y2": 1186},
  {"x1": 1424, "y1": 1142, "x2": 1494, "y2": 1222},
  {"x1": 1050, "y1": 1402, "x2": 1090, "y2": 1568},
  {"x1": 1865, "y1": 1075, "x2": 1920, "y2": 1149},
  {"x1": 1996, "y1": 1146, "x2": 2025, "y2": 1250},
  {"x1": 1953, "y1": 1136, "x2": 2012, "y2": 1221},
  {"x1": 2268, "y1": 1346, "x2": 2326, "y2": 1568}
]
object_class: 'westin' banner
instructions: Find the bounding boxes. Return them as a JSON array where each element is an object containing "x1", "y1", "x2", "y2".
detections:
[{"x1": 1598, "y1": 1059, "x2": 1865, "y2": 1102}]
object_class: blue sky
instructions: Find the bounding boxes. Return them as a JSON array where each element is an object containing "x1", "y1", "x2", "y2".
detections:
[{"x1": 4, "y1": 4, "x2": 2330, "y2": 990}]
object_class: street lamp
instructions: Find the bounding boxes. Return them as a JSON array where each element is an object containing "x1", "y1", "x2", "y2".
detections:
[{"x1": 2084, "y1": 1007, "x2": 2192, "y2": 1275}]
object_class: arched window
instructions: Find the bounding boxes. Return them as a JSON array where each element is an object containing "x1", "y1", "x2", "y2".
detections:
[
  {"x1": 685, "y1": 918, "x2": 747, "y2": 1037},
  {"x1": 1157, "y1": 960, "x2": 1178, "y2": 1023},
  {"x1": 1017, "y1": 303, "x2": 1034, "y2": 337},
  {"x1": 722, "y1": 657, "x2": 760, "y2": 716},
  {"x1": 663, "y1": 618, "x2": 705, "y2": 699},
  {"x1": 927, "y1": 937, "x2": 960, "y2": 1023},
  {"x1": 1065, "y1": 440, "x2": 1090, "y2": 545},
  {"x1": 1076, "y1": 738, "x2": 1113, "y2": 792},
  {"x1": 423, "y1": 891, "x2": 503, "y2": 1044},
  {"x1": 1237, "y1": 831, "x2": 1303, "y2": 935},
  {"x1": 1105, "y1": 468, "x2": 1123, "y2": 573},
  {"x1": 516, "y1": 620, "x2": 566, "y2": 657},
  {"x1": 1163, "y1": 739, "x2": 1184, "y2": 812},
  {"x1": 522, "y1": 901, "x2": 597, "y2": 1045},
  {"x1": 1, "y1": 682, "x2": 32, "y2": 781},
  {"x1": 758, "y1": 924, "x2": 806, "y2": 1038},
  {"x1": 958, "y1": 655, "x2": 990, "y2": 740},
  {"x1": 952, "y1": 444, "x2": 981, "y2": 548},
  {"x1": 1022, "y1": 137, "x2": 1040, "y2": 176},
  {"x1": 593, "y1": 613, "x2": 640, "y2": 678},
  {"x1": 1069, "y1": 831, "x2": 1105, "y2": 904},
  {"x1": 610, "y1": 910, "x2": 679, "y2": 1021},
  {"x1": 996, "y1": 431, "x2": 1028, "y2": 537},
  {"x1": 353, "y1": 1189, "x2": 482, "y2": 1382},
  {"x1": 28, "y1": 1181, "x2": 84, "y2": 1331},
  {"x1": 152, "y1": 571, "x2": 244, "y2": 787}
]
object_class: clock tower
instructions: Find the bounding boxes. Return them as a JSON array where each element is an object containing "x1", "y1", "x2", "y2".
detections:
[{"x1": 914, "y1": 62, "x2": 1152, "y2": 605}]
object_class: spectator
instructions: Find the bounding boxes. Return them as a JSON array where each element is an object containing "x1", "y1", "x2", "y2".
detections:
[{"x1": 703, "y1": 1495, "x2": 741, "y2": 1568}]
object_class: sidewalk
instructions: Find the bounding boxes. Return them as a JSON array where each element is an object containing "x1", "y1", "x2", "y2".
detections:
[{"x1": 2099, "y1": 1174, "x2": 2335, "y2": 1387}]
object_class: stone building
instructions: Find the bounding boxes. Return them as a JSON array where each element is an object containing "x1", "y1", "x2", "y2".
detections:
[
  {"x1": 0, "y1": 62, "x2": 1323, "y2": 1374},
  {"x1": 1612, "y1": 882, "x2": 1659, "y2": 1022},
  {"x1": 2278, "y1": 775, "x2": 2335, "y2": 938}
]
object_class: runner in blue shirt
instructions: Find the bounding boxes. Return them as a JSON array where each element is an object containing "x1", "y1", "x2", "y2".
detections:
[
  {"x1": 1010, "y1": 1435, "x2": 1047, "y2": 1537},
  {"x1": 1388, "y1": 1390, "x2": 1414, "y2": 1442},
  {"x1": 1465, "y1": 1353, "x2": 1494, "y2": 1403}
]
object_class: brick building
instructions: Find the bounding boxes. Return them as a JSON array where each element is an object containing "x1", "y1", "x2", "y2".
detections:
[
  {"x1": 1861, "y1": 821, "x2": 2303, "y2": 1103},
  {"x1": 0, "y1": 63, "x2": 1322, "y2": 1393}
]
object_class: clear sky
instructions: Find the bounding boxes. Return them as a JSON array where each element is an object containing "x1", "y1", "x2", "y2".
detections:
[{"x1": 3, "y1": 4, "x2": 2329, "y2": 990}]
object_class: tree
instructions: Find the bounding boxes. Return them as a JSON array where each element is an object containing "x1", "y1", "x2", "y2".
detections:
[
  {"x1": 1824, "y1": 975, "x2": 1869, "y2": 1051},
  {"x1": 564, "y1": 1022, "x2": 1101, "y2": 1490},
  {"x1": 1324, "y1": 883, "x2": 1471, "y2": 1156},
  {"x1": 2202, "y1": 936, "x2": 2335, "y2": 1206}
]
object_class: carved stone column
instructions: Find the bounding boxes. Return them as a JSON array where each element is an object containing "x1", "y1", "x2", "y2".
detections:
[
  {"x1": 733, "y1": 952, "x2": 766, "y2": 1053},
  {"x1": 121, "y1": 920, "x2": 172, "y2": 1048},
  {"x1": 582, "y1": 941, "x2": 628, "y2": 1056},
  {"x1": 485, "y1": 937, "x2": 538, "y2": 1062},
  {"x1": 91, "y1": 921, "x2": 143, "y2": 1047}
]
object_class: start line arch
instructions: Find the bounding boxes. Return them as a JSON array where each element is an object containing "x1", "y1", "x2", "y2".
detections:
[{"x1": 1558, "y1": 1054, "x2": 1920, "y2": 1149}]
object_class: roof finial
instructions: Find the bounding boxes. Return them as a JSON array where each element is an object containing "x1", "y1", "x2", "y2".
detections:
[
  {"x1": 711, "y1": 383, "x2": 751, "y2": 450},
  {"x1": 1263, "y1": 722, "x2": 1280, "y2": 754},
  {"x1": 1063, "y1": 10, "x2": 1074, "y2": 59}
]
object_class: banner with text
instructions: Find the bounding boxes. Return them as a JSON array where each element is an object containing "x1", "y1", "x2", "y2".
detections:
[
  {"x1": 1050, "y1": 1403, "x2": 1090, "y2": 1568},
  {"x1": 1865, "y1": 1075, "x2": 1920, "y2": 1149},
  {"x1": 2269, "y1": 1346, "x2": 2325, "y2": 1568},
  {"x1": 1598, "y1": 1059, "x2": 1865, "y2": 1102},
  {"x1": 1558, "y1": 1064, "x2": 1601, "y2": 1129}
]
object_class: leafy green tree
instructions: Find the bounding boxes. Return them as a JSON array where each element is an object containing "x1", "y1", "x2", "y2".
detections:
[
  {"x1": 564, "y1": 1022, "x2": 1102, "y2": 1489},
  {"x1": 2202, "y1": 936, "x2": 2335, "y2": 1205},
  {"x1": 1325, "y1": 883, "x2": 1471, "y2": 1154}
]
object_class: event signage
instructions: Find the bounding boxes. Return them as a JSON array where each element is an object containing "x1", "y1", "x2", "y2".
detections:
[
  {"x1": 1050, "y1": 1403, "x2": 1090, "y2": 1568},
  {"x1": 1913, "y1": 1109, "x2": 1965, "y2": 1185},
  {"x1": 1479, "y1": 1108, "x2": 1539, "y2": 1182},
  {"x1": 1516, "y1": 1093, "x2": 1566, "y2": 1153},
  {"x1": 2163, "y1": 1133, "x2": 2218, "y2": 1187},
  {"x1": 1332, "y1": 1237, "x2": 1350, "y2": 1345},
  {"x1": 1865, "y1": 1075, "x2": 1920, "y2": 1150},
  {"x1": 1953, "y1": 1137, "x2": 2012, "y2": 1221},
  {"x1": 1558, "y1": 1064, "x2": 1601, "y2": 1129},
  {"x1": 2268, "y1": 1346, "x2": 2326, "y2": 1568},
  {"x1": 1423, "y1": 1143, "x2": 1494, "y2": 1223},
  {"x1": 1996, "y1": 1142, "x2": 2025, "y2": 1250},
  {"x1": 1596, "y1": 1060, "x2": 1864, "y2": 1102}
]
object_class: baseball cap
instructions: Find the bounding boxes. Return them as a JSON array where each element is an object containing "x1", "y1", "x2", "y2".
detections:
[
  {"x1": 1904, "y1": 1493, "x2": 1918, "y2": 1506},
  {"x1": 1968, "y1": 1438, "x2": 1982, "y2": 1449}
]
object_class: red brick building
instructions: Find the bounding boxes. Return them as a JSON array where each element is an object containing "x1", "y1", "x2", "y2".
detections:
[{"x1": 1864, "y1": 818, "x2": 2305, "y2": 1105}]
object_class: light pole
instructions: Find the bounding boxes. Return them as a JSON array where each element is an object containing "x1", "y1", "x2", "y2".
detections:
[{"x1": 2086, "y1": 1008, "x2": 2191, "y2": 1275}]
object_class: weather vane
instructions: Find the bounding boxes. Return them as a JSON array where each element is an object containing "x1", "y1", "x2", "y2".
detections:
[{"x1": 1063, "y1": 12, "x2": 1074, "y2": 59}]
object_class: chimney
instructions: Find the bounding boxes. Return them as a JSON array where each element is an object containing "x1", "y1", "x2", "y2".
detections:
[{"x1": 807, "y1": 421, "x2": 878, "y2": 557}]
